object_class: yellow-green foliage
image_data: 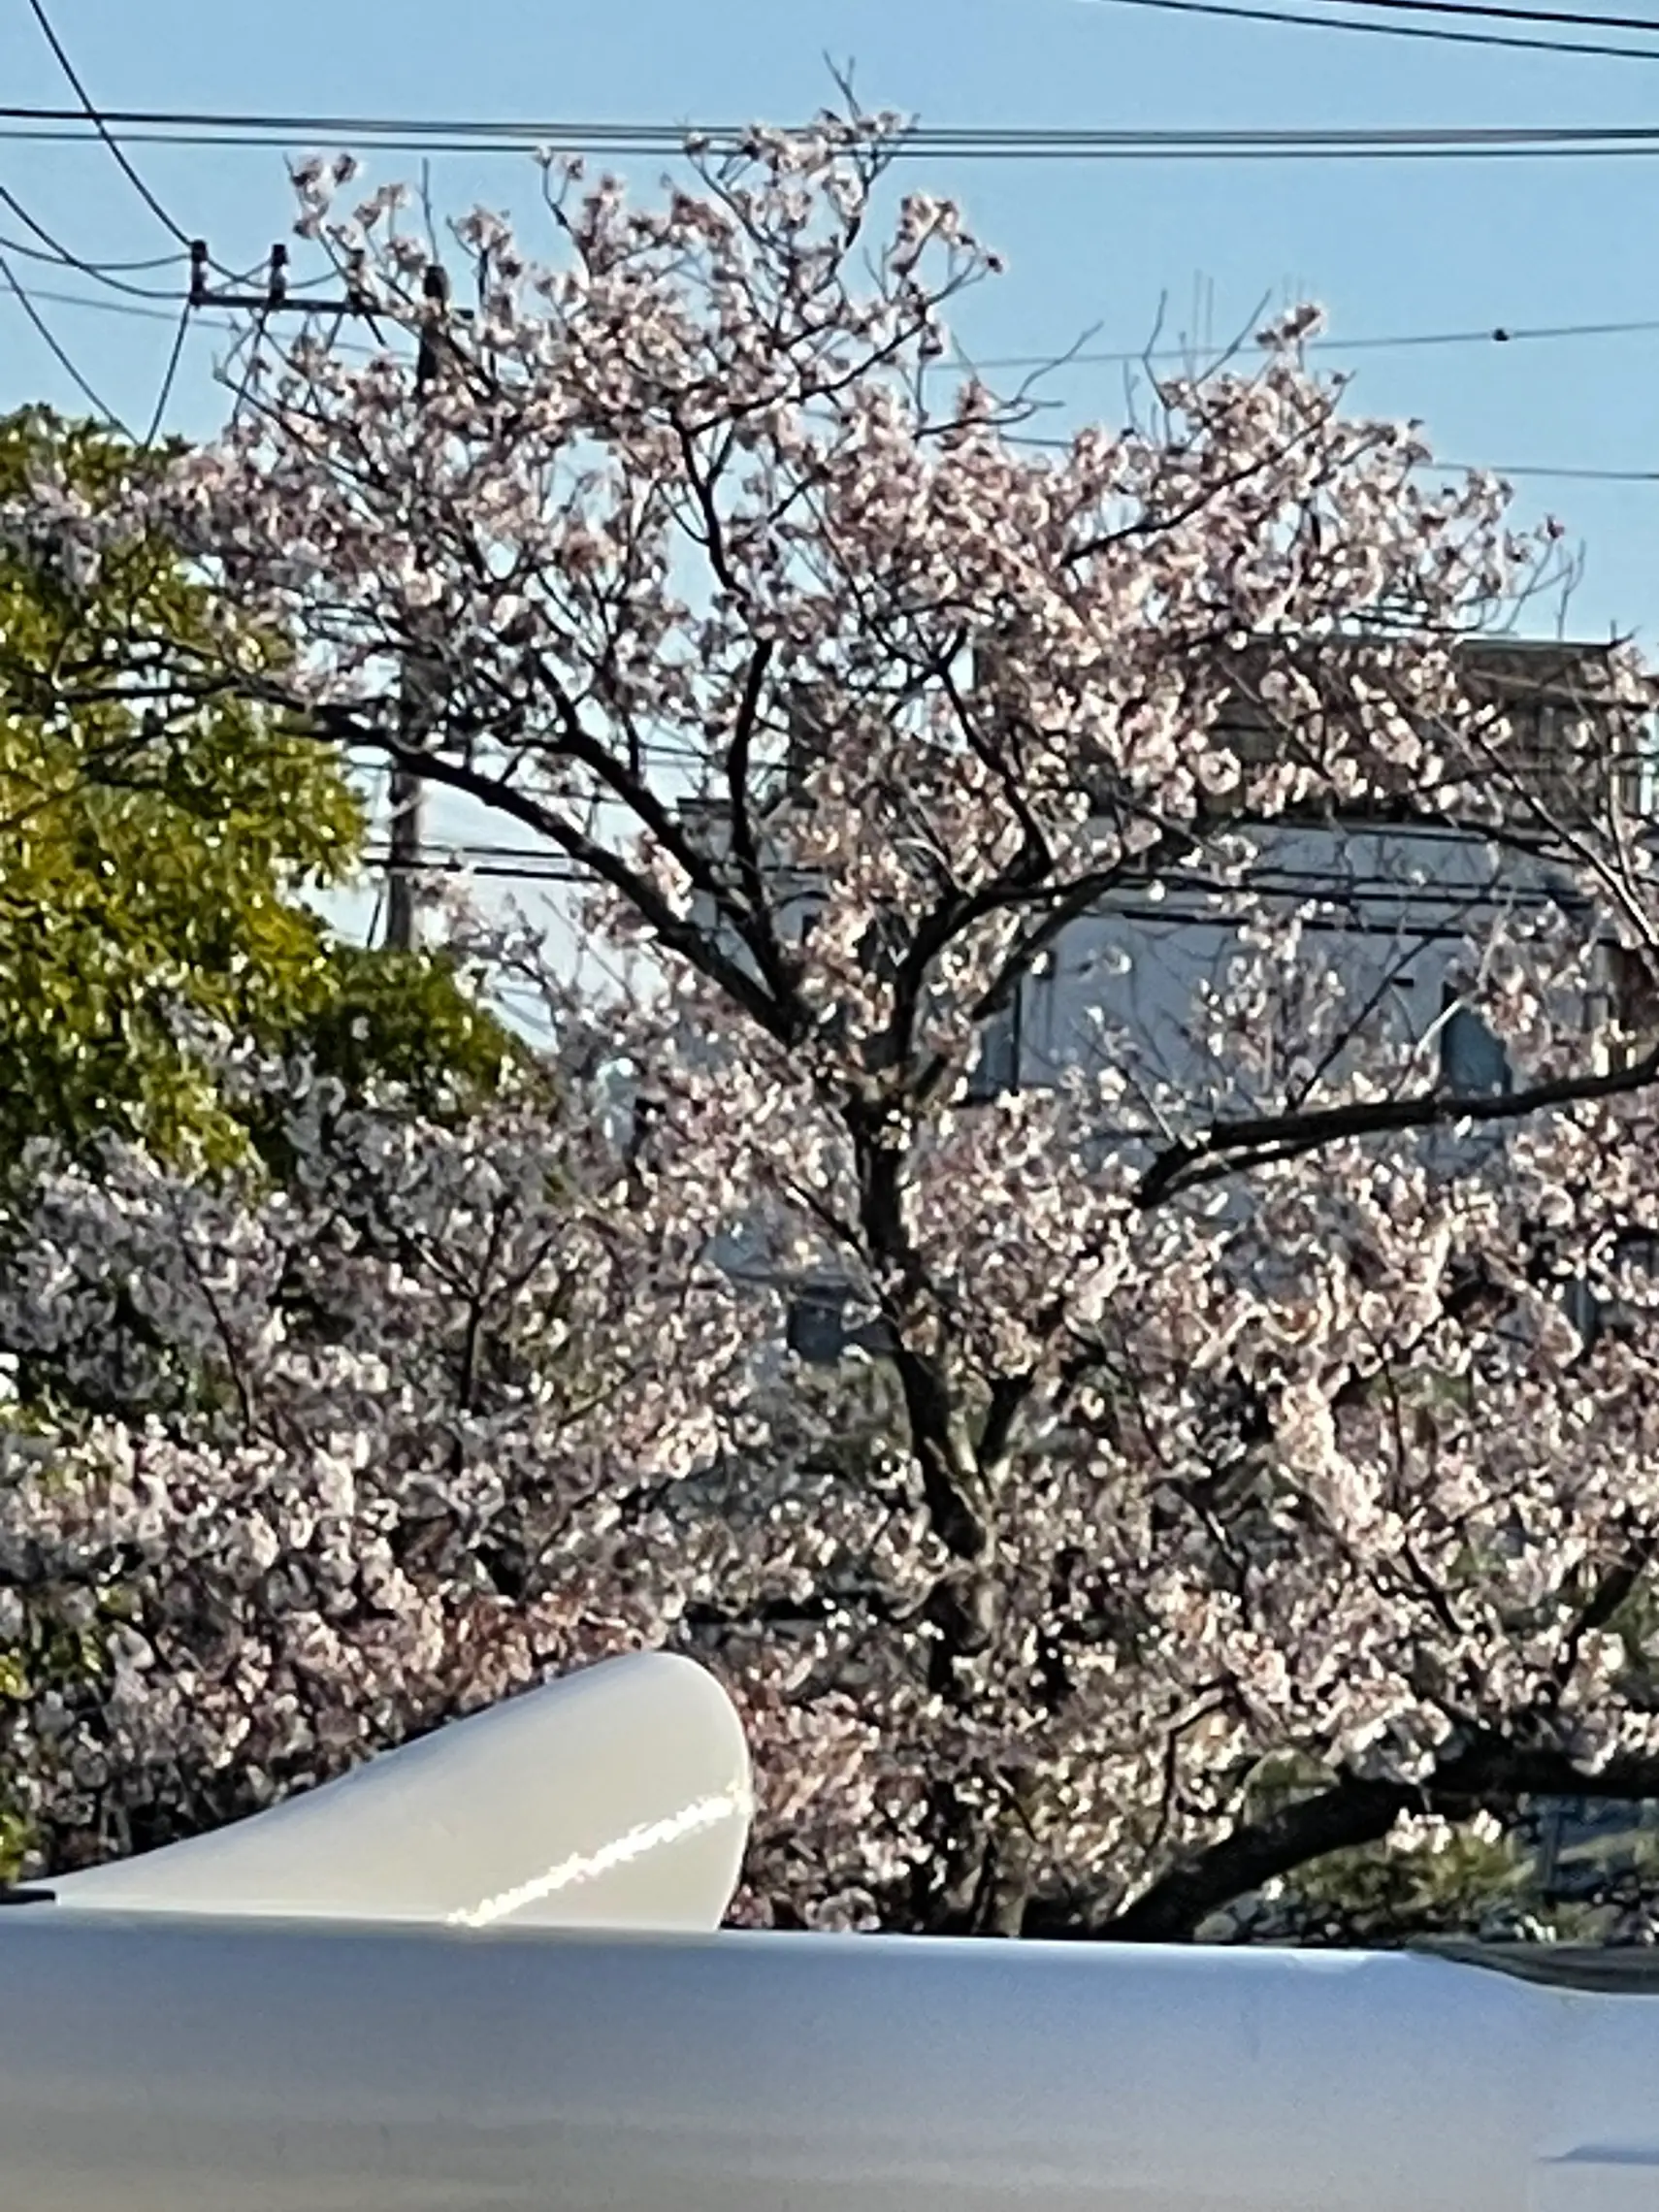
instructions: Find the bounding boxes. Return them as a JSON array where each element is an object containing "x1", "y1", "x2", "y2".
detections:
[{"x1": 0, "y1": 407, "x2": 519, "y2": 1164}]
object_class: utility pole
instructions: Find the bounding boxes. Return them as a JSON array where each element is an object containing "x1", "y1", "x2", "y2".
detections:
[
  {"x1": 191, "y1": 239, "x2": 421, "y2": 951},
  {"x1": 190, "y1": 240, "x2": 453, "y2": 957},
  {"x1": 383, "y1": 260, "x2": 452, "y2": 954},
  {"x1": 383, "y1": 674, "x2": 430, "y2": 954},
  {"x1": 383, "y1": 714, "x2": 426, "y2": 953}
]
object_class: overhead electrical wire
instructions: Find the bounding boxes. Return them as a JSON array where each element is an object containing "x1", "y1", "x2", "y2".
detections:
[
  {"x1": 20, "y1": 256, "x2": 1659, "y2": 371},
  {"x1": 1, "y1": 276, "x2": 231, "y2": 327},
  {"x1": 1, "y1": 13, "x2": 1647, "y2": 883},
  {"x1": 6, "y1": 268, "x2": 1656, "y2": 484},
  {"x1": 1078, "y1": 0, "x2": 1659, "y2": 63},
  {"x1": 1476, "y1": 460, "x2": 1659, "y2": 477},
  {"x1": 19, "y1": 0, "x2": 198, "y2": 250},
  {"x1": 955, "y1": 313, "x2": 1659, "y2": 366},
  {"x1": 0, "y1": 225, "x2": 183, "y2": 276},
  {"x1": 358, "y1": 843, "x2": 1644, "y2": 902},
  {"x1": 16, "y1": 0, "x2": 243, "y2": 281},
  {"x1": 0, "y1": 180, "x2": 183, "y2": 297},
  {"x1": 0, "y1": 243, "x2": 128, "y2": 430},
  {"x1": 1278, "y1": 0, "x2": 1659, "y2": 30},
  {"x1": 23, "y1": 266, "x2": 1659, "y2": 366},
  {"x1": 14, "y1": 108, "x2": 1659, "y2": 158},
  {"x1": 1006, "y1": 428, "x2": 1659, "y2": 478},
  {"x1": 140, "y1": 304, "x2": 193, "y2": 449}
]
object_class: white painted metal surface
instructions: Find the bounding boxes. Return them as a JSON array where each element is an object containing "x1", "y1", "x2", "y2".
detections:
[
  {"x1": 11, "y1": 1651, "x2": 1659, "y2": 2207},
  {"x1": 48, "y1": 1650, "x2": 752, "y2": 1931},
  {"x1": 0, "y1": 1918, "x2": 1656, "y2": 2211}
]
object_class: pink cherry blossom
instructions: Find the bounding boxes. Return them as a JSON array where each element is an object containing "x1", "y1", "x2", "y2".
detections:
[{"x1": 7, "y1": 107, "x2": 1659, "y2": 1938}]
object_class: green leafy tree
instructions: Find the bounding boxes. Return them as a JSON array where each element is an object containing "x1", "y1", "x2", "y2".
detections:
[{"x1": 0, "y1": 407, "x2": 516, "y2": 1167}]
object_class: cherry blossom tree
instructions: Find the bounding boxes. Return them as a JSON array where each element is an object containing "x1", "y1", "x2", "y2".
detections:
[
  {"x1": 7, "y1": 105, "x2": 1659, "y2": 1939},
  {"x1": 0, "y1": 1024, "x2": 757, "y2": 1876}
]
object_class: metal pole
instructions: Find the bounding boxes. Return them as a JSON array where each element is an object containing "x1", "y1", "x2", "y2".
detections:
[{"x1": 382, "y1": 260, "x2": 453, "y2": 954}]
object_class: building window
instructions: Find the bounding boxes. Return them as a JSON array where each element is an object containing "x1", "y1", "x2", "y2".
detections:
[
  {"x1": 1610, "y1": 941, "x2": 1659, "y2": 1034},
  {"x1": 1579, "y1": 1223, "x2": 1659, "y2": 1347},
  {"x1": 784, "y1": 1285, "x2": 895, "y2": 1364},
  {"x1": 966, "y1": 987, "x2": 1023, "y2": 1103},
  {"x1": 786, "y1": 1285, "x2": 848, "y2": 1364},
  {"x1": 1440, "y1": 988, "x2": 1512, "y2": 1097}
]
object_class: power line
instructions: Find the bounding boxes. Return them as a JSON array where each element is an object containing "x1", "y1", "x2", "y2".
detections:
[
  {"x1": 362, "y1": 851, "x2": 585, "y2": 885},
  {"x1": 15, "y1": 262, "x2": 1659, "y2": 374},
  {"x1": 1079, "y1": 0, "x2": 1659, "y2": 63},
  {"x1": 7, "y1": 265, "x2": 1658, "y2": 485},
  {"x1": 16, "y1": 2, "x2": 247, "y2": 288},
  {"x1": 0, "y1": 276, "x2": 235, "y2": 328},
  {"x1": 8, "y1": 274, "x2": 1654, "y2": 482},
  {"x1": 1466, "y1": 460, "x2": 1659, "y2": 478},
  {"x1": 18, "y1": 0, "x2": 199, "y2": 251},
  {"x1": 0, "y1": 245, "x2": 200, "y2": 446},
  {"x1": 0, "y1": 180, "x2": 182, "y2": 297},
  {"x1": 0, "y1": 227, "x2": 182, "y2": 277},
  {"x1": 956, "y1": 314, "x2": 1659, "y2": 369},
  {"x1": 15, "y1": 107, "x2": 1659, "y2": 156},
  {"x1": 0, "y1": 244, "x2": 127, "y2": 430},
  {"x1": 1008, "y1": 430, "x2": 1659, "y2": 478},
  {"x1": 1291, "y1": 0, "x2": 1659, "y2": 30},
  {"x1": 357, "y1": 843, "x2": 1650, "y2": 904},
  {"x1": 141, "y1": 304, "x2": 193, "y2": 448}
]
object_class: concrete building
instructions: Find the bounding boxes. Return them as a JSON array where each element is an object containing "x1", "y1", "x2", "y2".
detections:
[
  {"x1": 978, "y1": 635, "x2": 1648, "y2": 1106},
  {"x1": 752, "y1": 635, "x2": 1650, "y2": 1349}
]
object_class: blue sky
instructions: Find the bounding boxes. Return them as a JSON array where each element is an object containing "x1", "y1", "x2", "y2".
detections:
[
  {"x1": 5, "y1": 0, "x2": 1659, "y2": 970},
  {"x1": 5, "y1": 0, "x2": 1658, "y2": 640}
]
